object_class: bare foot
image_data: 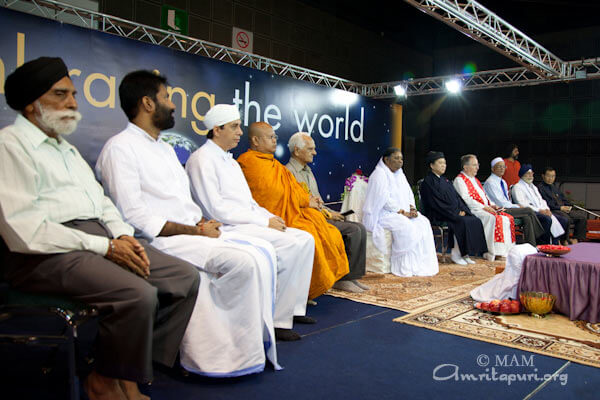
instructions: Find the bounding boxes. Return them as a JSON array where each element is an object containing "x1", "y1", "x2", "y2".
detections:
[
  {"x1": 120, "y1": 380, "x2": 151, "y2": 400},
  {"x1": 84, "y1": 370, "x2": 127, "y2": 400}
]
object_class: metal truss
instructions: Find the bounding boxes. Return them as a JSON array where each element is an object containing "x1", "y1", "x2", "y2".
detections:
[
  {"x1": 0, "y1": 0, "x2": 364, "y2": 93},
  {"x1": 3, "y1": 0, "x2": 600, "y2": 100},
  {"x1": 365, "y1": 58, "x2": 600, "y2": 98},
  {"x1": 403, "y1": 0, "x2": 570, "y2": 78}
]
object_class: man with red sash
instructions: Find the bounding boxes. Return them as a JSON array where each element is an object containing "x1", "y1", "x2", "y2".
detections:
[{"x1": 453, "y1": 154, "x2": 515, "y2": 261}]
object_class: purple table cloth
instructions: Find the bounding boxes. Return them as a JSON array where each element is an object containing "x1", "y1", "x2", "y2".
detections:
[{"x1": 518, "y1": 243, "x2": 600, "y2": 323}]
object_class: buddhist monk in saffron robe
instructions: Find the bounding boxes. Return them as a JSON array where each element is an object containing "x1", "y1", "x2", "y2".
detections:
[{"x1": 237, "y1": 122, "x2": 349, "y2": 299}]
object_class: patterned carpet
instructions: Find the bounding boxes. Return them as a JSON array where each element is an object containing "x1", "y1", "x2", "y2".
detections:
[
  {"x1": 326, "y1": 257, "x2": 501, "y2": 312},
  {"x1": 394, "y1": 296, "x2": 600, "y2": 368}
]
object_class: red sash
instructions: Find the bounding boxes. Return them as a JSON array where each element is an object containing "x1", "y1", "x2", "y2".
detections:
[{"x1": 458, "y1": 173, "x2": 515, "y2": 243}]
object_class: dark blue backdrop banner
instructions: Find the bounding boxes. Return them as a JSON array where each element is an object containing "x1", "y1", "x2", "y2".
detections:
[{"x1": 0, "y1": 7, "x2": 392, "y2": 202}]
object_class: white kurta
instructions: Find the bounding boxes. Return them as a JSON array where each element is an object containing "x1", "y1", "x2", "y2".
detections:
[
  {"x1": 512, "y1": 180, "x2": 565, "y2": 238},
  {"x1": 362, "y1": 159, "x2": 438, "y2": 277},
  {"x1": 470, "y1": 243, "x2": 538, "y2": 302},
  {"x1": 95, "y1": 123, "x2": 280, "y2": 376},
  {"x1": 185, "y1": 139, "x2": 314, "y2": 329},
  {"x1": 453, "y1": 172, "x2": 513, "y2": 257}
]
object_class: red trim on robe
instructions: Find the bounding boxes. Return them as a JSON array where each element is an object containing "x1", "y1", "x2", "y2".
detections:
[{"x1": 458, "y1": 173, "x2": 515, "y2": 243}]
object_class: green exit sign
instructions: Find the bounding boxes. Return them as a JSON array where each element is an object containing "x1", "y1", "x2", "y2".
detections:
[{"x1": 161, "y1": 5, "x2": 188, "y2": 35}]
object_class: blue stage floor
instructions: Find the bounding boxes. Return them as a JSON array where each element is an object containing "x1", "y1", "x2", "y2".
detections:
[
  {"x1": 147, "y1": 296, "x2": 599, "y2": 400},
  {"x1": 2, "y1": 295, "x2": 598, "y2": 399}
]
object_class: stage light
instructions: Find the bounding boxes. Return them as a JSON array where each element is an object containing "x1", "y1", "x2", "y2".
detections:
[
  {"x1": 394, "y1": 84, "x2": 407, "y2": 97},
  {"x1": 445, "y1": 79, "x2": 462, "y2": 94},
  {"x1": 331, "y1": 89, "x2": 359, "y2": 105}
]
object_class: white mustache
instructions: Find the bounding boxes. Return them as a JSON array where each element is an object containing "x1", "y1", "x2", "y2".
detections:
[
  {"x1": 34, "y1": 101, "x2": 82, "y2": 136},
  {"x1": 51, "y1": 109, "x2": 83, "y2": 122}
]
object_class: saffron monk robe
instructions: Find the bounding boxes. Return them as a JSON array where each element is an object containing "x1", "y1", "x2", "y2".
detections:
[{"x1": 237, "y1": 122, "x2": 349, "y2": 300}]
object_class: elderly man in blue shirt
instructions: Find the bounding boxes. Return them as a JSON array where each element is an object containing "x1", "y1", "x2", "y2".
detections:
[{"x1": 483, "y1": 157, "x2": 550, "y2": 245}]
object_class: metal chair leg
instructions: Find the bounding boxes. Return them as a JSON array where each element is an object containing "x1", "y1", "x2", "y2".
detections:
[{"x1": 66, "y1": 324, "x2": 79, "y2": 400}]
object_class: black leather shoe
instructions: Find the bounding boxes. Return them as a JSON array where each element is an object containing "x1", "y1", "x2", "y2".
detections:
[
  {"x1": 275, "y1": 328, "x2": 301, "y2": 341},
  {"x1": 293, "y1": 315, "x2": 317, "y2": 324}
]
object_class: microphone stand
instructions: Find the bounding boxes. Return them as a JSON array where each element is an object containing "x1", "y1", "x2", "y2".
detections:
[{"x1": 571, "y1": 204, "x2": 600, "y2": 219}]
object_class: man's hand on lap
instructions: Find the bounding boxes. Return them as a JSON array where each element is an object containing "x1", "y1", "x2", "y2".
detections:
[
  {"x1": 309, "y1": 196, "x2": 321, "y2": 210},
  {"x1": 106, "y1": 237, "x2": 150, "y2": 278},
  {"x1": 268, "y1": 216, "x2": 287, "y2": 231},
  {"x1": 329, "y1": 211, "x2": 345, "y2": 221},
  {"x1": 483, "y1": 206, "x2": 496, "y2": 214},
  {"x1": 197, "y1": 219, "x2": 222, "y2": 238}
]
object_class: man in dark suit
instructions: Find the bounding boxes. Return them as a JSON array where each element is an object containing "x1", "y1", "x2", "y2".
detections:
[{"x1": 538, "y1": 167, "x2": 587, "y2": 243}]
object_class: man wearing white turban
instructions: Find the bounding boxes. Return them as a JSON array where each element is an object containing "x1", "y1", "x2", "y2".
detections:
[
  {"x1": 511, "y1": 164, "x2": 565, "y2": 244},
  {"x1": 362, "y1": 148, "x2": 439, "y2": 277},
  {"x1": 96, "y1": 71, "x2": 281, "y2": 377},
  {"x1": 185, "y1": 104, "x2": 316, "y2": 342},
  {"x1": 483, "y1": 157, "x2": 550, "y2": 245}
]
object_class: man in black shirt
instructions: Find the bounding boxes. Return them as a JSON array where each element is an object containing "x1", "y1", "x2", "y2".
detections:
[{"x1": 538, "y1": 167, "x2": 587, "y2": 243}]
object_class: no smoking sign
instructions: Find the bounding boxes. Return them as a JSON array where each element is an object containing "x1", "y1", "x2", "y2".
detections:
[{"x1": 232, "y1": 27, "x2": 253, "y2": 53}]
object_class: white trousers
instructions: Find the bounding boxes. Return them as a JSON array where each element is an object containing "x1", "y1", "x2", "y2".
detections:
[
  {"x1": 224, "y1": 224, "x2": 315, "y2": 329},
  {"x1": 151, "y1": 231, "x2": 279, "y2": 377}
]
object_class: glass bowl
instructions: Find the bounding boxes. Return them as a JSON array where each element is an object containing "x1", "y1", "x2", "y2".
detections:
[{"x1": 519, "y1": 291, "x2": 556, "y2": 318}]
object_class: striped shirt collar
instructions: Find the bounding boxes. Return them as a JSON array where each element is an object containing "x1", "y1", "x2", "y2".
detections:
[{"x1": 14, "y1": 114, "x2": 75, "y2": 151}]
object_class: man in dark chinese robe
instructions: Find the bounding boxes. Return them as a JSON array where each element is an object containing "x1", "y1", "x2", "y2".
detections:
[{"x1": 420, "y1": 151, "x2": 488, "y2": 264}]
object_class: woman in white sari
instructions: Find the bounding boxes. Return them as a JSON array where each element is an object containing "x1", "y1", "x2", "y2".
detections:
[{"x1": 362, "y1": 148, "x2": 439, "y2": 277}]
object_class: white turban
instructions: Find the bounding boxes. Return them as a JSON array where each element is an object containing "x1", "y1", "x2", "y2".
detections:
[
  {"x1": 203, "y1": 104, "x2": 241, "y2": 130},
  {"x1": 491, "y1": 157, "x2": 504, "y2": 168}
]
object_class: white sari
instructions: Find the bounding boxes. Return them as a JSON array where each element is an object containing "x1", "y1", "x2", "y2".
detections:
[{"x1": 362, "y1": 159, "x2": 438, "y2": 277}]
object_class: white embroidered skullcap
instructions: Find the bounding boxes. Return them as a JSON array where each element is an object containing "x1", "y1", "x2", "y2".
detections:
[
  {"x1": 491, "y1": 157, "x2": 504, "y2": 168},
  {"x1": 203, "y1": 104, "x2": 241, "y2": 130}
]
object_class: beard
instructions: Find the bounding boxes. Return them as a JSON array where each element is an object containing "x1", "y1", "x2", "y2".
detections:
[
  {"x1": 152, "y1": 102, "x2": 175, "y2": 130},
  {"x1": 523, "y1": 176, "x2": 534, "y2": 184},
  {"x1": 34, "y1": 101, "x2": 82, "y2": 136}
]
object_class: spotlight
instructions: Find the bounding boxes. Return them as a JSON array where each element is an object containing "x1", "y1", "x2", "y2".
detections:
[
  {"x1": 445, "y1": 79, "x2": 462, "y2": 94},
  {"x1": 331, "y1": 89, "x2": 359, "y2": 105},
  {"x1": 394, "y1": 84, "x2": 407, "y2": 97}
]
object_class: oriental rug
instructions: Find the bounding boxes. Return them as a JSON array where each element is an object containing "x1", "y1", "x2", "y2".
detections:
[
  {"x1": 326, "y1": 258, "x2": 501, "y2": 312},
  {"x1": 394, "y1": 296, "x2": 600, "y2": 368}
]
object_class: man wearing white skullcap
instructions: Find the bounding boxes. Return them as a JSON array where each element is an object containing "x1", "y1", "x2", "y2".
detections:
[
  {"x1": 203, "y1": 104, "x2": 241, "y2": 134},
  {"x1": 186, "y1": 104, "x2": 316, "y2": 342},
  {"x1": 483, "y1": 157, "x2": 550, "y2": 245},
  {"x1": 97, "y1": 72, "x2": 282, "y2": 377}
]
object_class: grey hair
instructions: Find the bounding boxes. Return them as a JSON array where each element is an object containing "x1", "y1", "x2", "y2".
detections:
[
  {"x1": 287, "y1": 132, "x2": 312, "y2": 153},
  {"x1": 460, "y1": 154, "x2": 476, "y2": 169}
]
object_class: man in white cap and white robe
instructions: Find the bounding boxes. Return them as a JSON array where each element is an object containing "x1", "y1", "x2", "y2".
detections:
[
  {"x1": 511, "y1": 164, "x2": 565, "y2": 244},
  {"x1": 483, "y1": 157, "x2": 550, "y2": 246},
  {"x1": 185, "y1": 104, "x2": 316, "y2": 342},
  {"x1": 96, "y1": 70, "x2": 280, "y2": 377},
  {"x1": 454, "y1": 154, "x2": 515, "y2": 261}
]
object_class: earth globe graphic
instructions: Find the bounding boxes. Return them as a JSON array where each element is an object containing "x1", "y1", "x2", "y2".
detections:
[{"x1": 160, "y1": 131, "x2": 199, "y2": 164}]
